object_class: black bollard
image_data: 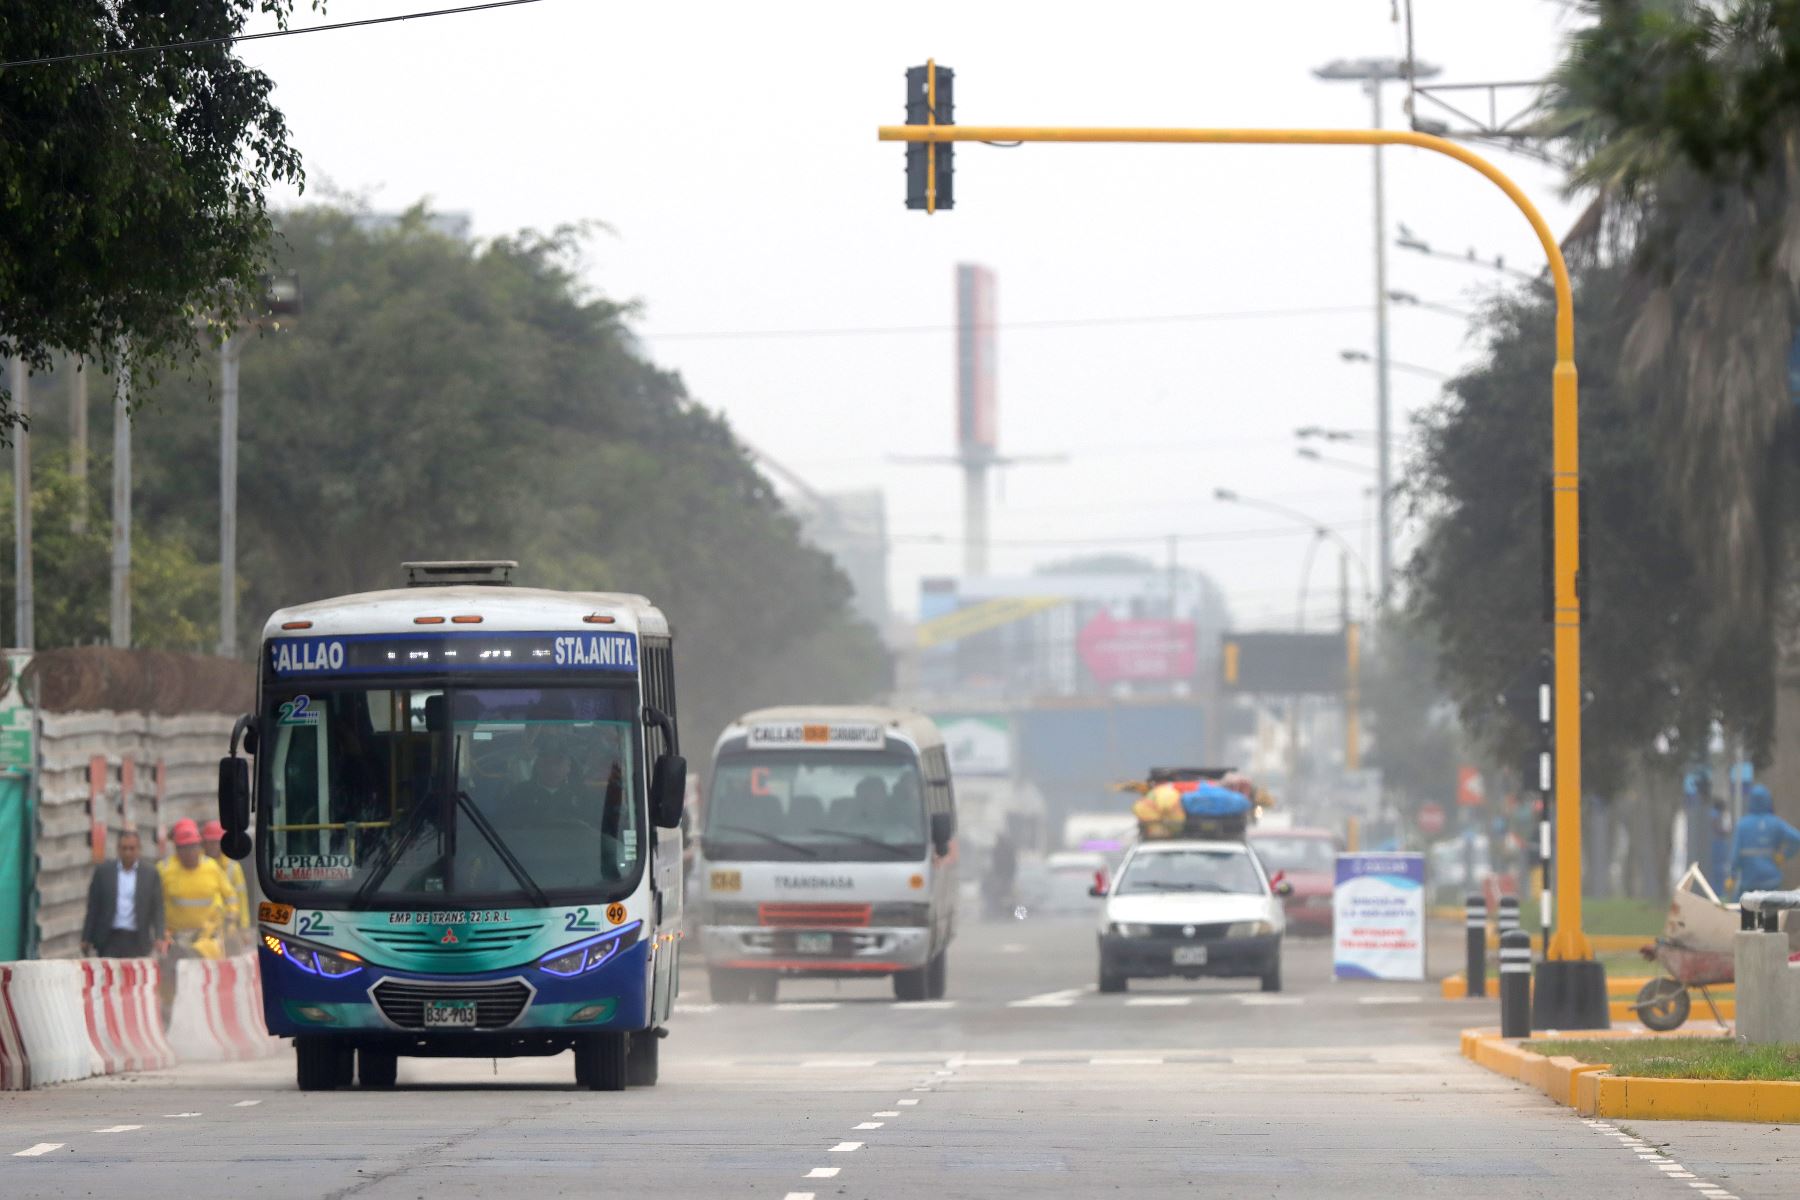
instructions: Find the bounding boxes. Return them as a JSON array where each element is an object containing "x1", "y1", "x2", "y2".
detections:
[
  {"x1": 1497, "y1": 895, "x2": 1521, "y2": 937},
  {"x1": 1499, "y1": 930, "x2": 1532, "y2": 1038},
  {"x1": 1465, "y1": 893, "x2": 1488, "y2": 1000}
]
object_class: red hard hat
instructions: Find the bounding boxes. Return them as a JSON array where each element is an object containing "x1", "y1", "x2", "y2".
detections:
[
  {"x1": 171, "y1": 818, "x2": 202, "y2": 847},
  {"x1": 201, "y1": 819, "x2": 226, "y2": 841}
]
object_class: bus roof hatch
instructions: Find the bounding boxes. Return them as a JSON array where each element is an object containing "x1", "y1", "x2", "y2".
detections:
[{"x1": 402, "y1": 560, "x2": 518, "y2": 587}]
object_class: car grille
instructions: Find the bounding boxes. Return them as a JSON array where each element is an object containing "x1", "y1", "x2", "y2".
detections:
[
  {"x1": 370, "y1": 978, "x2": 533, "y2": 1030},
  {"x1": 758, "y1": 903, "x2": 871, "y2": 928},
  {"x1": 362, "y1": 924, "x2": 544, "y2": 955},
  {"x1": 1146, "y1": 922, "x2": 1233, "y2": 941}
]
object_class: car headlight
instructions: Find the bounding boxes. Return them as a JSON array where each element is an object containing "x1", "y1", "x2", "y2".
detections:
[
  {"x1": 1226, "y1": 920, "x2": 1274, "y2": 938},
  {"x1": 263, "y1": 933, "x2": 364, "y2": 977},
  {"x1": 538, "y1": 920, "x2": 643, "y2": 977},
  {"x1": 1110, "y1": 922, "x2": 1152, "y2": 938}
]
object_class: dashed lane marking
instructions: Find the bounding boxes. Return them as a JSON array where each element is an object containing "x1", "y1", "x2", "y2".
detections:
[
  {"x1": 804, "y1": 1168, "x2": 839, "y2": 1179},
  {"x1": 1008, "y1": 987, "x2": 1086, "y2": 1008},
  {"x1": 853, "y1": 1122, "x2": 884, "y2": 1130},
  {"x1": 14, "y1": 1143, "x2": 64, "y2": 1157},
  {"x1": 162, "y1": 1113, "x2": 201, "y2": 1119},
  {"x1": 672, "y1": 1004, "x2": 717, "y2": 1015},
  {"x1": 1125, "y1": 996, "x2": 1191, "y2": 1007},
  {"x1": 1090, "y1": 1056, "x2": 1165, "y2": 1066},
  {"x1": 776, "y1": 1002, "x2": 841, "y2": 1011},
  {"x1": 783, "y1": 1193, "x2": 815, "y2": 1200},
  {"x1": 951, "y1": 1057, "x2": 1021, "y2": 1066},
  {"x1": 898, "y1": 1099, "x2": 919, "y2": 1106},
  {"x1": 94, "y1": 1125, "x2": 143, "y2": 1134},
  {"x1": 1000, "y1": 943, "x2": 1025, "y2": 953},
  {"x1": 872, "y1": 1111, "x2": 900, "y2": 1117},
  {"x1": 801, "y1": 1059, "x2": 879, "y2": 1068},
  {"x1": 1233, "y1": 995, "x2": 1304, "y2": 1006},
  {"x1": 892, "y1": 999, "x2": 956, "y2": 1009},
  {"x1": 828, "y1": 1142, "x2": 863, "y2": 1153},
  {"x1": 1356, "y1": 995, "x2": 1422, "y2": 1005},
  {"x1": 232, "y1": 1100, "x2": 261, "y2": 1108},
  {"x1": 1580, "y1": 1118, "x2": 1734, "y2": 1198}
]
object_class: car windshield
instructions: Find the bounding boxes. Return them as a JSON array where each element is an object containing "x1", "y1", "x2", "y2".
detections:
[
  {"x1": 1251, "y1": 836, "x2": 1337, "y2": 873},
  {"x1": 1116, "y1": 848, "x2": 1264, "y2": 895},
  {"x1": 261, "y1": 684, "x2": 641, "y2": 904},
  {"x1": 706, "y1": 749, "x2": 926, "y2": 862}
]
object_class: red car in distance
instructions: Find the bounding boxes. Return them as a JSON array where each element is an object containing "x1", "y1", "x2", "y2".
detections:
[{"x1": 1249, "y1": 827, "x2": 1342, "y2": 936}]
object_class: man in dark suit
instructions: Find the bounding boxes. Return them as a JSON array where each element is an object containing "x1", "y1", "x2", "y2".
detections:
[{"x1": 81, "y1": 829, "x2": 165, "y2": 958}]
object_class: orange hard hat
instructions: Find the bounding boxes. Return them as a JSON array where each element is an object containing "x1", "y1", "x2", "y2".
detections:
[
  {"x1": 201, "y1": 819, "x2": 226, "y2": 841},
  {"x1": 171, "y1": 818, "x2": 202, "y2": 847}
]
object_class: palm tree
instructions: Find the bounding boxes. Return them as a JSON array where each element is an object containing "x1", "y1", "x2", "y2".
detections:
[{"x1": 1538, "y1": 1, "x2": 1800, "y2": 856}]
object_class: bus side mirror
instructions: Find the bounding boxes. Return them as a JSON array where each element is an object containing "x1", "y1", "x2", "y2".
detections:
[
  {"x1": 929, "y1": 811, "x2": 955, "y2": 856},
  {"x1": 217, "y1": 714, "x2": 255, "y2": 860},
  {"x1": 651, "y1": 753, "x2": 688, "y2": 829}
]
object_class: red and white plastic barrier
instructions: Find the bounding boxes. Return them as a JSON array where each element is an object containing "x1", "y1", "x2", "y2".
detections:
[
  {"x1": 1, "y1": 957, "x2": 178, "y2": 1089},
  {"x1": 165, "y1": 953, "x2": 281, "y2": 1063}
]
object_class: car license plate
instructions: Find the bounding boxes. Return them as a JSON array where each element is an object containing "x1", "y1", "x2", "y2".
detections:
[
  {"x1": 1172, "y1": 946, "x2": 1209, "y2": 966},
  {"x1": 423, "y1": 999, "x2": 477, "y2": 1028},
  {"x1": 795, "y1": 932, "x2": 833, "y2": 955}
]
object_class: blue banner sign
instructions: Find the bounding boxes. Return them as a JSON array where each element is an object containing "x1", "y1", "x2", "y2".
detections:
[
  {"x1": 1331, "y1": 852, "x2": 1426, "y2": 982},
  {"x1": 267, "y1": 631, "x2": 639, "y2": 679}
]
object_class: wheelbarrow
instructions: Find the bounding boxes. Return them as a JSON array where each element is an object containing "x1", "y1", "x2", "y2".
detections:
[{"x1": 1632, "y1": 864, "x2": 1736, "y2": 1032}]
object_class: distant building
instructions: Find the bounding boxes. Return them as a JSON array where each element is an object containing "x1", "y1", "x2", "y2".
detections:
[{"x1": 796, "y1": 490, "x2": 890, "y2": 634}]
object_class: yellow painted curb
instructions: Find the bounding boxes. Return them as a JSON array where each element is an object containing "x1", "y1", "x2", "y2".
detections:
[
  {"x1": 1462, "y1": 1028, "x2": 1800, "y2": 1123},
  {"x1": 1440, "y1": 974, "x2": 1501, "y2": 1000}
]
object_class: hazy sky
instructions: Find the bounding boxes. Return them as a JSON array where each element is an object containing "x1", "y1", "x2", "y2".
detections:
[{"x1": 248, "y1": 0, "x2": 1586, "y2": 630}]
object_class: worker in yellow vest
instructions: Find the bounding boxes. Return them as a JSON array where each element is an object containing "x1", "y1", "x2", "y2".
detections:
[
  {"x1": 159, "y1": 818, "x2": 231, "y2": 960},
  {"x1": 202, "y1": 818, "x2": 251, "y2": 950}
]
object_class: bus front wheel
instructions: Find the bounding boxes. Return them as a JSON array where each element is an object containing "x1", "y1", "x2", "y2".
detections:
[
  {"x1": 627, "y1": 1029, "x2": 660, "y2": 1086},
  {"x1": 575, "y1": 1033, "x2": 628, "y2": 1091},
  {"x1": 359, "y1": 1047, "x2": 398, "y2": 1088},
  {"x1": 295, "y1": 1037, "x2": 343, "y2": 1091},
  {"x1": 893, "y1": 962, "x2": 929, "y2": 1002}
]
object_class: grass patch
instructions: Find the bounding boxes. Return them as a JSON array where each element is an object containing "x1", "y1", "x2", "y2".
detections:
[
  {"x1": 1533, "y1": 1038, "x2": 1800, "y2": 1081},
  {"x1": 1519, "y1": 897, "x2": 1666, "y2": 936}
]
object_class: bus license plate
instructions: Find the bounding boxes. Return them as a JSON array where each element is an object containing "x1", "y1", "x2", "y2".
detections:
[
  {"x1": 1172, "y1": 946, "x2": 1208, "y2": 966},
  {"x1": 795, "y1": 932, "x2": 833, "y2": 955},
  {"x1": 423, "y1": 999, "x2": 477, "y2": 1027}
]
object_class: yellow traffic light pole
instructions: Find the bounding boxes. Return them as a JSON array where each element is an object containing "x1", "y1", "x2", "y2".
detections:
[{"x1": 881, "y1": 121, "x2": 1592, "y2": 965}]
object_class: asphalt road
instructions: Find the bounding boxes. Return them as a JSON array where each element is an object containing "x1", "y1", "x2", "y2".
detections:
[{"x1": 4, "y1": 913, "x2": 1796, "y2": 1199}]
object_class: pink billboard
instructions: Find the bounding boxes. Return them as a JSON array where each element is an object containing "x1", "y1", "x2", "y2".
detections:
[{"x1": 1077, "y1": 611, "x2": 1198, "y2": 684}]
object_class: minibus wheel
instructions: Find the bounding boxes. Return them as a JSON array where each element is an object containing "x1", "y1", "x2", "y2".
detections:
[
  {"x1": 359, "y1": 1047, "x2": 398, "y2": 1088},
  {"x1": 294, "y1": 1037, "x2": 341, "y2": 1091},
  {"x1": 627, "y1": 1029, "x2": 660, "y2": 1086},
  {"x1": 575, "y1": 1033, "x2": 628, "y2": 1091}
]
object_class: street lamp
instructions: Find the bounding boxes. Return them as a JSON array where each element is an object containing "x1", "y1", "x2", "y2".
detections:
[
  {"x1": 1339, "y1": 348, "x2": 1448, "y2": 381},
  {"x1": 1314, "y1": 55, "x2": 1440, "y2": 612},
  {"x1": 1297, "y1": 447, "x2": 1377, "y2": 475},
  {"x1": 1212, "y1": 487, "x2": 1372, "y2": 627},
  {"x1": 1387, "y1": 289, "x2": 1474, "y2": 320}
]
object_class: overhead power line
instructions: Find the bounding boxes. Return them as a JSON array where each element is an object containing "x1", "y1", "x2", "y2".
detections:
[
  {"x1": 874, "y1": 519, "x2": 1375, "y2": 549},
  {"x1": 0, "y1": 0, "x2": 555, "y2": 70},
  {"x1": 639, "y1": 304, "x2": 1373, "y2": 342}
]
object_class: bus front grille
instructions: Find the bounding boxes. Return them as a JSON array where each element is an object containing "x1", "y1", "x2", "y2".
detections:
[{"x1": 370, "y1": 978, "x2": 534, "y2": 1030}]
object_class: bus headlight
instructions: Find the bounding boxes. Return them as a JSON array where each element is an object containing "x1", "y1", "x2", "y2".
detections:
[
  {"x1": 264, "y1": 933, "x2": 364, "y2": 977},
  {"x1": 538, "y1": 921, "x2": 643, "y2": 978},
  {"x1": 1226, "y1": 920, "x2": 1274, "y2": 938}
]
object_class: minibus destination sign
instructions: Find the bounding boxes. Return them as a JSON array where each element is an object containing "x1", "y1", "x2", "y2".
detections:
[
  {"x1": 745, "y1": 721, "x2": 886, "y2": 750},
  {"x1": 266, "y1": 631, "x2": 639, "y2": 678}
]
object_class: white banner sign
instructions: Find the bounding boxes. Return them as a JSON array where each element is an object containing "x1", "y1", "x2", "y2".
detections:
[{"x1": 1332, "y1": 852, "x2": 1426, "y2": 981}]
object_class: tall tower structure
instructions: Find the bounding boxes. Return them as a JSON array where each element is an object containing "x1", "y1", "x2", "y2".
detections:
[{"x1": 956, "y1": 263, "x2": 999, "y2": 577}]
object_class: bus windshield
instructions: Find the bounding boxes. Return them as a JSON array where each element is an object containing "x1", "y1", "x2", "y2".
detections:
[
  {"x1": 706, "y1": 749, "x2": 925, "y2": 863},
  {"x1": 261, "y1": 683, "x2": 642, "y2": 905}
]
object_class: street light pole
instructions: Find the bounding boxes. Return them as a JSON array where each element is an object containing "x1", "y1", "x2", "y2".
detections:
[
  {"x1": 219, "y1": 333, "x2": 240, "y2": 658},
  {"x1": 11, "y1": 359, "x2": 32, "y2": 650},
  {"x1": 111, "y1": 339, "x2": 131, "y2": 649}
]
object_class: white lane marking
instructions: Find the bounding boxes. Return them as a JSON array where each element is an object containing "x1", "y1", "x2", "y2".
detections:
[
  {"x1": 1234, "y1": 995, "x2": 1304, "y2": 1006},
  {"x1": 777, "y1": 1002, "x2": 840, "y2": 1012},
  {"x1": 1125, "y1": 996, "x2": 1190, "y2": 1007},
  {"x1": 1000, "y1": 943, "x2": 1025, "y2": 953},
  {"x1": 898, "y1": 1099, "x2": 920, "y2": 1106},
  {"x1": 1091, "y1": 1056, "x2": 1165, "y2": 1066},
  {"x1": 892, "y1": 999, "x2": 956, "y2": 1009},
  {"x1": 828, "y1": 1141, "x2": 863, "y2": 1153},
  {"x1": 14, "y1": 1143, "x2": 64, "y2": 1157},
  {"x1": 94, "y1": 1125, "x2": 144, "y2": 1133},
  {"x1": 801, "y1": 1059, "x2": 878, "y2": 1068},
  {"x1": 853, "y1": 1122, "x2": 884, "y2": 1130},
  {"x1": 673, "y1": 1004, "x2": 717, "y2": 1015},
  {"x1": 1356, "y1": 995, "x2": 1422, "y2": 1005},
  {"x1": 954, "y1": 1057, "x2": 1021, "y2": 1066},
  {"x1": 783, "y1": 1193, "x2": 815, "y2": 1200},
  {"x1": 805, "y1": 1167, "x2": 840, "y2": 1179},
  {"x1": 232, "y1": 1100, "x2": 261, "y2": 1108},
  {"x1": 163, "y1": 1112, "x2": 201, "y2": 1119},
  {"x1": 1008, "y1": 987, "x2": 1085, "y2": 1008},
  {"x1": 873, "y1": 1110, "x2": 901, "y2": 1117}
]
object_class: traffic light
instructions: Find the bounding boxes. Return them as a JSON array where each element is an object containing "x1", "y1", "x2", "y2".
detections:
[{"x1": 905, "y1": 61, "x2": 953, "y2": 212}]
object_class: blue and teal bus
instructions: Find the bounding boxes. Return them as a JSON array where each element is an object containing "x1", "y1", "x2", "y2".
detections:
[{"x1": 216, "y1": 561, "x2": 687, "y2": 1091}]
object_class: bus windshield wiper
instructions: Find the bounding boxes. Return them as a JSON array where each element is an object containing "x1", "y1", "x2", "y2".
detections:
[
  {"x1": 805, "y1": 828, "x2": 917, "y2": 858},
  {"x1": 708, "y1": 823, "x2": 820, "y2": 858},
  {"x1": 455, "y1": 790, "x2": 550, "y2": 908},
  {"x1": 352, "y1": 793, "x2": 439, "y2": 908}
]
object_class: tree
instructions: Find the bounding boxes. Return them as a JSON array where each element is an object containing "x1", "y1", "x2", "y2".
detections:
[
  {"x1": 0, "y1": 2, "x2": 319, "y2": 430},
  {"x1": 1540, "y1": 0, "x2": 1800, "y2": 856},
  {"x1": 53, "y1": 202, "x2": 889, "y2": 753}
]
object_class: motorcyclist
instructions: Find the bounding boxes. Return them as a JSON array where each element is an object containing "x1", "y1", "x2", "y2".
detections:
[
  {"x1": 1723, "y1": 784, "x2": 1800, "y2": 900},
  {"x1": 159, "y1": 818, "x2": 232, "y2": 960}
]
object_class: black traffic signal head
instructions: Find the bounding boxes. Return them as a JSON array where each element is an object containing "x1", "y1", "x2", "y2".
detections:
[{"x1": 905, "y1": 62, "x2": 954, "y2": 212}]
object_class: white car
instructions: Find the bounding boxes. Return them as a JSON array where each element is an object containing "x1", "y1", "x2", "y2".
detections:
[{"x1": 1093, "y1": 839, "x2": 1290, "y2": 993}]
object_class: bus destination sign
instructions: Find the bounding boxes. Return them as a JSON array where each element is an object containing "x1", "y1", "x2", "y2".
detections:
[
  {"x1": 267, "y1": 631, "x2": 639, "y2": 678},
  {"x1": 746, "y1": 721, "x2": 886, "y2": 750}
]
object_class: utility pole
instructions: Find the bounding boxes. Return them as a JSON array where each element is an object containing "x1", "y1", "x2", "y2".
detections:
[
  {"x1": 219, "y1": 334, "x2": 240, "y2": 657},
  {"x1": 11, "y1": 359, "x2": 31, "y2": 650},
  {"x1": 69, "y1": 361, "x2": 88, "y2": 533},
  {"x1": 110, "y1": 342, "x2": 131, "y2": 649},
  {"x1": 1314, "y1": 57, "x2": 1441, "y2": 608}
]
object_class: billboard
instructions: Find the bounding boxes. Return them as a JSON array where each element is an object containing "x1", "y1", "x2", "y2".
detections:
[
  {"x1": 1220, "y1": 631, "x2": 1347, "y2": 694},
  {"x1": 1077, "y1": 612, "x2": 1197, "y2": 684},
  {"x1": 956, "y1": 263, "x2": 998, "y2": 454},
  {"x1": 934, "y1": 713, "x2": 1012, "y2": 776}
]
